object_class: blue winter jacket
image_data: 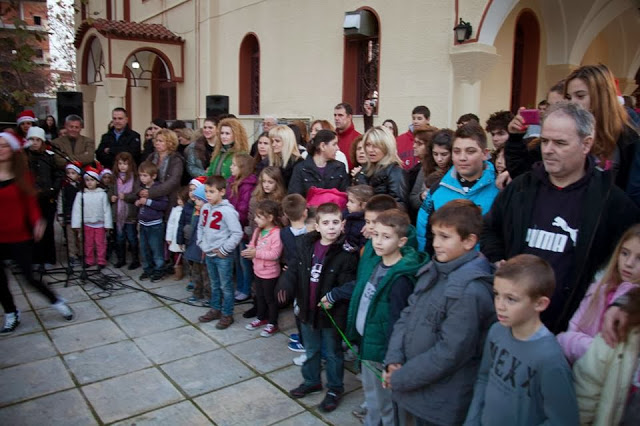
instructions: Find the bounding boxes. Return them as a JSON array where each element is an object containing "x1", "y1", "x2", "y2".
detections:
[{"x1": 417, "y1": 162, "x2": 499, "y2": 251}]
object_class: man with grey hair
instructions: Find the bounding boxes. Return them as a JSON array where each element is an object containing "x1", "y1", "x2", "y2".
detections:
[
  {"x1": 51, "y1": 114, "x2": 95, "y2": 169},
  {"x1": 481, "y1": 101, "x2": 639, "y2": 333}
]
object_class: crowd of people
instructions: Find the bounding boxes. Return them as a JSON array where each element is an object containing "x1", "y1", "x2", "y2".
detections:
[{"x1": 1, "y1": 63, "x2": 640, "y2": 424}]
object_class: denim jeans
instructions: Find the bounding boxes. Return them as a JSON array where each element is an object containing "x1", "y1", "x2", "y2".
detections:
[
  {"x1": 116, "y1": 223, "x2": 138, "y2": 248},
  {"x1": 233, "y1": 242, "x2": 253, "y2": 296},
  {"x1": 300, "y1": 322, "x2": 344, "y2": 393},
  {"x1": 139, "y1": 223, "x2": 165, "y2": 274},
  {"x1": 205, "y1": 254, "x2": 234, "y2": 316}
]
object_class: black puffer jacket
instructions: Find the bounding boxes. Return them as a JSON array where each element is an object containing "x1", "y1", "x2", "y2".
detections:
[
  {"x1": 27, "y1": 149, "x2": 63, "y2": 203},
  {"x1": 288, "y1": 156, "x2": 349, "y2": 198},
  {"x1": 356, "y1": 163, "x2": 407, "y2": 209},
  {"x1": 96, "y1": 126, "x2": 142, "y2": 168}
]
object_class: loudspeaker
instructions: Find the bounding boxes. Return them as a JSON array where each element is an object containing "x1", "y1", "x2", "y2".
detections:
[
  {"x1": 206, "y1": 95, "x2": 229, "y2": 118},
  {"x1": 56, "y1": 92, "x2": 83, "y2": 127}
]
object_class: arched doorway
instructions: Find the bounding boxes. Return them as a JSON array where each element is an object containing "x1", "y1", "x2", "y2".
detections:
[
  {"x1": 510, "y1": 10, "x2": 540, "y2": 111},
  {"x1": 239, "y1": 34, "x2": 260, "y2": 115}
]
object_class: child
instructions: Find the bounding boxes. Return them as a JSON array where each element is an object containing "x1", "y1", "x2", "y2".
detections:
[
  {"x1": 558, "y1": 224, "x2": 640, "y2": 363},
  {"x1": 465, "y1": 254, "x2": 579, "y2": 425},
  {"x1": 184, "y1": 183, "x2": 210, "y2": 305},
  {"x1": 394, "y1": 105, "x2": 435, "y2": 169},
  {"x1": 178, "y1": 176, "x2": 205, "y2": 292},
  {"x1": 242, "y1": 200, "x2": 283, "y2": 337},
  {"x1": 197, "y1": 175, "x2": 243, "y2": 329},
  {"x1": 112, "y1": 152, "x2": 139, "y2": 269},
  {"x1": 345, "y1": 209, "x2": 428, "y2": 425},
  {"x1": 383, "y1": 199, "x2": 495, "y2": 425},
  {"x1": 130, "y1": 161, "x2": 168, "y2": 282},
  {"x1": 362, "y1": 194, "x2": 400, "y2": 240},
  {"x1": 100, "y1": 168, "x2": 116, "y2": 263},
  {"x1": 58, "y1": 162, "x2": 83, "y2": 265},
  {"x1": 343, "y1": 184, "x2": 374, "y2": 252},
  {"x1": 278, "y1": 203, "x2": 358, "y2": 413},
  {"x1": 227, "y1": 153, "x2": 258, "y2": 301},
  {"x1": 71, "y1": 167, "x2": 113, "y2": 269},
  {"x1": 493, "y1": 145, "x2": 506, "y2": 175},
  {"x1": 573, "y1": 287, "x2": 640, "y2": 425},
  {"x1": 485, "y1": 110, "x2": 513, "y2": 151},
  {"x1": 166, "y1": 187, "x2": 188, "y2": 280}
]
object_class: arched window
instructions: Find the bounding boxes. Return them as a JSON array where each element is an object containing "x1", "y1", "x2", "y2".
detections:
[
  {"x1": 510, "y1": 10, "x2": 540, "y2": 111},
  {"x1": 343, "y1": 8, "x2": 380, "y2": 114},
  {"x1": 239, "y1": 34, "x2": 260, "y2": 115},
  {"x1": 152, "y1": 57, "x2": 176, "y2": 120}
]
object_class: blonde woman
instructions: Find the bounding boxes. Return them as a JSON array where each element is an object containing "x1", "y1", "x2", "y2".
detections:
[
  {"x1": 355, "y1": 126, "x2": 407, "y2": 208},
  {"x1": 268, "y1": 125, "x2": 302, "y2": 186},
  {"x1": 206, "y1": 118, "x2": 248, "y2": 179}
]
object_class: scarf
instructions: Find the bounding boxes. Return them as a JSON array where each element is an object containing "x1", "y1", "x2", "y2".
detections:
[{"x1": 116, "y1": 172, "x2": 133, "y2": 231}]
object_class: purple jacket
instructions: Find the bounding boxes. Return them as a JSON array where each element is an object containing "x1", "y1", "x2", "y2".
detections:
[{"x1": 226, "y1": 174, "x2": 257, "y2": 227}]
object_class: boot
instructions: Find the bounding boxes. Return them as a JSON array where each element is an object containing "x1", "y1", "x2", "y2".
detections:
[
  {"x1": 128, "y1": 246, "x2": 141, "y2": 270},
  {"x1": 216, "y1": 315, "x2": 234, "y2": 330},
  {"x1": 173, "y1": 264, "x2": 184, "y2": 281},
  {"x1": 198, "y1": 308, "x2": 221, "y2": 323},
  {"x1": 114, "y1": 242, "x2": 126, "y2": 268}
]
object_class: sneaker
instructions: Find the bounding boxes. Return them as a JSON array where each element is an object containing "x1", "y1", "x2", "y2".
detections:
[
  {"x1": 216, "y1": 315, "x2": 234, "y2": 330},
  {"x1": 352, "y1": 406, "x2": 367, "y2": 421},
  {"x1": 245, "y1": 318, "x2": 268, "y2": 330},
  {"x1": 198, "y1": 309, "x2": 221, "y2": 323},
  {"x1": 150, "y1": 271, "x2": 164, "y2": 282},
  {"x1": 52, "y1": 300, "x2": 75, "y2": 321},
  {"x1": 186, "y1": 282, "x2": 194, "y2": 291},
  {"x1": 0, "y1": 311, "x2": 20, "y2": 335},
  {"x1": 289, "y1": 382, "x2": 322, "y2": 398},
  {"x1": 289, "y1": 333, "x2": 300, "y2": 343},
  {"x1": 288, "y1": 341, "x2": 305, "y2": 352},
  {"x1": 234, "y1": 292, "x2": 249, "y2": 302},
  {"x1": 139, "y1": 271, "x2": 151, "y2": 281},
  {"x1": 260, "y1": 323, "x2": 279, "y2": 337},
  {"x1": 242, "y1": 305, "x2": 257, "y2": 318},
  {"x1": 293, "y1": 353, "x2": 307, "y2": 366},
  {"x1": 319, "y1": 390, "x2": 342, "y2": 412},
  {"x1": 187, "y1": 295, "x2": 199, "y2": 303}
]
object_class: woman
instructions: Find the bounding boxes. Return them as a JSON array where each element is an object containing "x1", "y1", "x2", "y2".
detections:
[
  {"x1": 142, "y1": 119, "x2": 167, "y2": 162},
  {"x1": 382, "y1": 119, "x2": 399, "y2": 138},
  {"x1": 253, "y1": 131, "x2": 270, "y2": 175},
  {"x1": 42, "y1": 115, "x2": 58, "y2": 141},
  {"x1": 185, "y1": 117, "x2": 218, "y2": 178},
  {"x1": 175, "y1": 127, "x2": 195, "y2": 185},
  {"x1": 268, "y1": 125, "x2": 302, "y2": 187},
  {"x1": 206, "y1": 118, "x2": 248, "y2": 179},
  {"x1": 0, "y1": 131, "x2": 74, "y2": 334},
  {"x1": 408, "y1": 128, "x2": 437, "y2": 216},
  {"x1": 356, "y1": 126, "x2": 407, "y2": 209},
  {"x1": 311, "y1": 119, "x2": 349, "y2": 171},
  {"x1": 26, "y1": 127, "x2": 63, "y2": 267},
  {"x1": 288, "y1": 129, "x2": 350, "y2": 197},
  {"x1": 141, "y1": 129, "x2": 184, "y2": 216}
]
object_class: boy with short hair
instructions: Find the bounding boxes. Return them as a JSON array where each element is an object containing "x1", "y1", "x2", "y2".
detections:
[
  {"x1": 343, "y1": 185, "x2": 374, "y2": 252},
  {"x1": 416, "y1": 121, "x2": 499, "y2": 251},
  {"x1": 362, "y1": 194, "x2": 399, "y2": 239},
  {"x1": 133, "y1": 161, "x2": 168, "y2": 282},
  {"x1": 485, "y1": 110, "x2": 513, "y2": 151},
  {"x1": 464, "y1": 254, "x2": 579, "y2": 425},
  {"x1": 197, "y1": 175, "x2": 243, "y2": 329},
  {"x1": 277, "y1": 203, "x2": 358, "y2": 412},
  {"x1": 383, "y1": 199, "x2": 496, "y2": 425}
]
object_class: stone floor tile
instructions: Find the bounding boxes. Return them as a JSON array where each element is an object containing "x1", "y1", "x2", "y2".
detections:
[
  {"x1": 82, "y1": 368, "x2": 184, "y2": 424},
  {"x1": 64, "y1": 340, "x2": 153, "y2": 384},
  {"x1": 114, "y1": 307, "x2": 187, "y2": 338},
  {"x1": 9, "y1": 311, "x2": 43, "y2": 337},
  {"x1": 0, "y1": 357, "x2": 74, "y2": 406},
  {"x1": 227, "y1": 332, "x2": 293, "y2": 373},
  {"x1": 134, "y1": 326, "x2": 219, "y2": 364},
  {"x1": 26, "y1": 284, "x2": 90, "y2": 309},
  {"x1": 151, "y1": 282, "x2": 192, "y2": 304},
  {"x1": 315, "y1": 388, "x2": 363, "y2": 425},
  {"x1": 35, "y1": 299, "x2": 106, "y2": 329},
  {"x1": 49, "y1": 318, "x2": 128, "y2": 354},
  {"x1": 274, "y1": 412, "x2": 329, "y2": 426},
  {"x1": 161, "y1": 349, "x2": 255, "y2": 397},
  {"x1": 0, "y1": 389, "x2": 97, "y2": 425},
  {"x1": 95, "y1": 291, "x2": 162, "y2": 316},
  {"x1": 198, "y1": 312, "x2": 264, "y2": 346},
  {"x1": 111, "y1": 401, "x2": 211, "y2": 426},
  {"x1": 0, "y1": 332, "x2": 57, "y2": 368},
  {"x1": 194, "y1": 377, "x2": 303, "y2": 426},
  {"x1": 166, "y1": 301, "x2": 209, "y2": 321}
]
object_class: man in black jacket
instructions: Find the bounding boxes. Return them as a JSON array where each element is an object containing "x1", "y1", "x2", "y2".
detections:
[
  {"x1": 96, "y1": 108, "x2": 141, "y2": 168},
  {"x1": 481, "y1": 101, "x2": 640, "y2": 333}
]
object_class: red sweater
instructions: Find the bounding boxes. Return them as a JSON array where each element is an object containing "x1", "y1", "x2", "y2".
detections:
[
  {"x1": 337, "y1": 122, "x2": 361, "y2": 169},
  {"x1": 396, "y1": 131, "x2": 417, "y2": 169},
  {"x1": 0, "y1": 178, "x2": 41, "y2": 243}
]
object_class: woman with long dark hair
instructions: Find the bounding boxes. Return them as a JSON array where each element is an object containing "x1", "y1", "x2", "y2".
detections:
[{"x1": 185, "y1": 117, "x2": 218, "y2": 177}]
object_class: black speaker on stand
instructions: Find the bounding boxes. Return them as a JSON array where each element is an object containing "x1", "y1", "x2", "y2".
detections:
[
  {"x1": 206, "y1": 95, "x2": 229, "y2": 119},
  {"x1": 56, "y1": 92, "x2": 84, "y2": 127}
]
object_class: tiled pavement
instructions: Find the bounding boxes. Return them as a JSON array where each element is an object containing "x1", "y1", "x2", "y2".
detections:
[{"x1": 0, "y1": 263, "x2": 364, "y2": 425}]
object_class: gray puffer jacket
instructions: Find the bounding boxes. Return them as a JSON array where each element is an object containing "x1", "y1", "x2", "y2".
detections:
[{"x1": 384, "y1": 251, "x2": 496, "y2": 425}]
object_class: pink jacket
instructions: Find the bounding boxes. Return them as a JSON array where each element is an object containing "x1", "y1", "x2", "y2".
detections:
[
  {"x1": 249, "y1": 227, "x2": 282, "y2": 279},
  {"x1": 557, "y1": 280, "x2": 638, "y2": 364},
  {"x1": 226, "y1": 174, "x2": 258, "y2": 227}
]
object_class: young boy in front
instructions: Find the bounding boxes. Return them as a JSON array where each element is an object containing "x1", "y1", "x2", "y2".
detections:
[
  {"x1": 464, "y1": 254, "x2": 579, "y2": 425},
  {"x1": 277, "y1": 203, "x2": 358, "y2": 412},
  {"x1": 196, "y1": 175, "x2": 243, "y2": 329},
  {"x1": 383, "y1": 199, "x2": 496, "y2": 425}
]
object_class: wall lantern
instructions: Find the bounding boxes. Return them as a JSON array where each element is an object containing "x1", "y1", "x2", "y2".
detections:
[{"x1": 454, "y1": 18, "x2": 473, "y2": 43}]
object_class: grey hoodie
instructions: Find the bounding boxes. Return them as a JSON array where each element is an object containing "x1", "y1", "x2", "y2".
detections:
[{"x1": 196, "y1": 199, "x2": 243, "y2": 257}]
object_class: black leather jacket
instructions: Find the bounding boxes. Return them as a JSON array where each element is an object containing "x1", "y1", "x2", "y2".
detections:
[
  {"x1": 288, "y1": 156, "x2": 349, "y2": 198},
  {"x1": 356, "y1": 163, "x2": 407, "y2": 209},
  {"x1": 27, "y1": 149, "x2": 63, "y2": 203}
]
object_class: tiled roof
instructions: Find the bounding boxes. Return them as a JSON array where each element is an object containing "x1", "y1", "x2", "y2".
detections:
[{"x1": 74, "y1": 19, "x2": 183, "y2": 48}]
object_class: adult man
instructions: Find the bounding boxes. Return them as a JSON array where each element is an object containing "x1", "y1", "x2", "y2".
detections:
[
  {"x1": 396, "y1": 105, "x2": 437, "y2": 169},
  {"x1": 96, "y1": 108, "x2": 141, "y2": 168},
  {"x1": 334, "y1": 103, "x2": 361, "y2": 169},
  {"x1": 262, "y1": 115, "x2": 277, "y2": 133},
  {"x1": 481, "y1": 101, "x2": 640, "y2": 333},
  {"x1": 51, "y1": 115, "x2": 95, "y2": 169}
]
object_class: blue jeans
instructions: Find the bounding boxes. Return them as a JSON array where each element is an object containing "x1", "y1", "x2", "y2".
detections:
[
  {"x1": 139, "y1": 223, "x2": 165, "y2": 274},
  {"x1": 205, "y1": 255, "x2": 234, "y2": 316},
  {"x1": 300, "y1": 322, "x2": 344, "y2": 393},
  {"x1": 233, "y1": 242, "x2": 253, "y2": 296}
]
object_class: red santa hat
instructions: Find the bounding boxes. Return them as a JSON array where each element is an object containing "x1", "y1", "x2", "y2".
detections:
[
  {"x1": 189, "y1": 176, "x2": 207, "y2": 188},
  {"x1": 16, "y1": 110, "x2": 37, "y2": 125},
  {"x1": 99, "y1": 168, "x2": 113, "y2": 179},
  {"x1": 0, "y1": 131, "x2": 23, "y2": 151},
  {"x1": 65, "y1": 162, "x2": 82, "y2": 174},
  {"x1": 84, "y1": 166, "x2": 100, "y2": 181}
]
